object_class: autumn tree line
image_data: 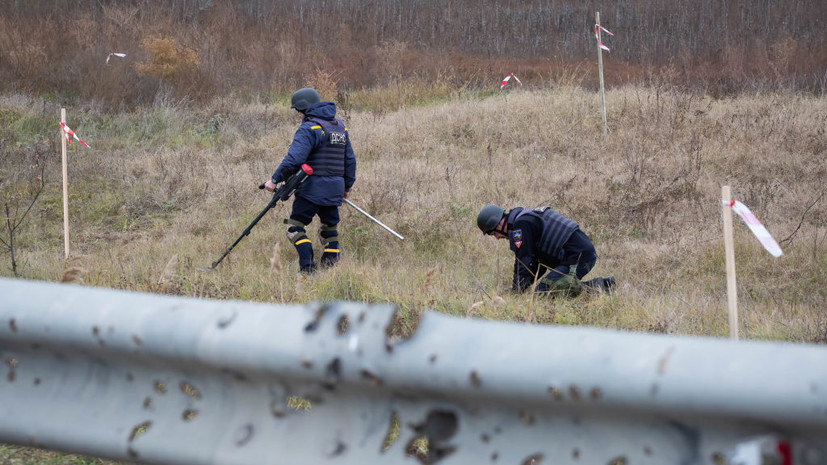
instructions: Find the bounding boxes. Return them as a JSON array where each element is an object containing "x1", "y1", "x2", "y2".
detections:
[{"x1": 1, "y1": 0, "x2": 825, "y2": 108}]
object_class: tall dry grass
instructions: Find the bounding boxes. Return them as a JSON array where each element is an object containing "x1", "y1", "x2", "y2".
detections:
[{"x1": 0, "y1": 84, "x2": 825, "y2": 343}]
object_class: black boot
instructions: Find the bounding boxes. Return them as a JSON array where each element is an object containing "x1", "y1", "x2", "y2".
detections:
[
  {"x1": 583, "y1": 276, "x2": 615, "y2": 292},
  {"x1": 300, "y1": 264, "x2": 317, "y2": 275}
]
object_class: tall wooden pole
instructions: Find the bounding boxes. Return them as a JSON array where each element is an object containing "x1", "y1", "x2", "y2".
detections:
[
  {"x1": 721, "y1": 185, "x2": 739, "y2": 340},
  {"x1": 61, "y1": 108, "x2": 70, "y2": 259},
  {"x1": 596, "y1": 11, "x2": 608, "y2": 135}
]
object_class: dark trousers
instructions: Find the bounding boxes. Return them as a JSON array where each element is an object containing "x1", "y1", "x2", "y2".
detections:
[
  {"x1": 546, "y1": 229, "x2": 597, "y2": 282},
  {"x1": 288, "y1": 196, "x2": 341, "y2": 269},
  {"x1": 290, "y1": 196, "x2": 340, "y2": 227}
]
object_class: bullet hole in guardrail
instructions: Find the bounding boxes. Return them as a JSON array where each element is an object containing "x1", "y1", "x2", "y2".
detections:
[
  {"x1": 221, "y1": 368, "x2": 248, "y2": 382},
  {"x1": 92, "y1": 326, "x2": 100, "y2": 337},
  {"x1": 182, "y1": 409, "x2": 198, "y2": 421},
  {"x1": 519, "y1": 410, "x2": 535, "y2": 426},
  {"x1": 180, "y1": 381, "x2": 201, "y2": 400},
  {"x1": 470, "y1": 370, "x2": 482, "y2": 387},
  {"x1": 406, "y1": 409, "x2": 459, "y2": 463},
  {"x1": 643, "y1": 445, "x2": 652, "y2": 456},
  {"x1": 385, "y1": 307, "x2": 421, "y2": 352},
  {"x1": 337, "y1": 314, "x2": 350, "y2": 336},
  {"x1": 650, "y1": 383, "x2": 659, "y2": 397},
  {"x1": 287, "y1": 395, "x2": 313, "y2": 410},
  {"x1": 323, "y1": 357, "x2": 341, "y2": 390},
  {"x1": 270, "y1": 400, "x2": 286, "y2": 418},
  {"x1": 422, "y1": 410, "x2": 459, "y2": 463},
  {"x1": 234, "y1": 423, "x2": 254, "y2": 447},
  {"x1": 429, "y1": 354, "x2": 437, "y2": 364},
  {"x1": 480, "y1": 433, "x2": 490, "y2": 443},
  {"x1": 425, "y1": 410, "x2": 458, "y2": 440},
  {"x1": 405, "y1": 435, "x2": 429, "y2": 463},
  {"x1": 569, "y1": 386, "x2": 581, "y2": 401},
  {"x1": 9, "y1": 318, "x2": 17, "y2": 333},
  {"x1": 360, "y1": 368, "x2": 383, "y2": 387},
  {"x1": 216, "y1": 310, "x2": 237, "y2": 329},
  {"x1": 607, "y1": 456, "x2": 627, "y2": 465},
  {"x1": 590, "y1": 387, "x2": 602, "y2": 400},
  {"x1": 33, "y1": 378, "x2": 40, "y2": 386},
  {"x1": 143, "y1": 397, "x2": 152, "y2": 409},
  {"x1": 327, "y1": 440, "x2": 347, "y2": 458},
  {"x1": 6, "y1": 358, "x2": 17, "y2": 382},
  {"x1": 358, "y1": 312, "x2": 366, "y2": 323},
  {"x1": 129, "y1": 421, "x2": 151, "y2": 442},
  {"x1": 304, "y1": 304, "x2": 328, "y2": 333},
  {"x1": 658, "y1": 346, "x2": 676, "y2": 376},
  {"x1": 30, "y1": 343, "x2": 40, "y2": 350},
  {"x1": 548, "y1": 386, "x2": 563, "y2": 400},
  {"x1": 132, "y1": 335, "x2": 143, "y2": 346},
  {"x1": 491, "y1": 451, "x2": 499, "y2": 462},
  {"x1": 572, "y1": 448, "x2": 580, "y2": 459},
  {"x1": 126, "y1": 373, "x2": 135, "y2": 382},
  {"x1": 380, "y1": 411, "x2": 400, "y2": 453},
  {"x1": 522, "y1": 453, "x2": 543, "y2": 464},
  {"x1": 154, "y1": 381, "x2": 167, "y2": 394}
]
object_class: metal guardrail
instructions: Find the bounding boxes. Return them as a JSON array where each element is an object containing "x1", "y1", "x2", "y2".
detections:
[{"x1": 1, "y1": 277, "x2": 826, "y2": 465}]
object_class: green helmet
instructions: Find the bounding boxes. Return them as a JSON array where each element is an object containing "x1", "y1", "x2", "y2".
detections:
[
  {"x1": 477, "y1": 204, "x2": 505, "y2": 234},
  {"x1": 290, "y1": 88, "x2": 321, "y2": 111}
]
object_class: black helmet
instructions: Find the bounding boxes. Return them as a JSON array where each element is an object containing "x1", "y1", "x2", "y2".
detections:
[
  {"x1": 477, "y1": 204, "x2": 505, "y2": 234},
  {"x1": 290, "y1": 88, "x2": 321, "y2": 111}
]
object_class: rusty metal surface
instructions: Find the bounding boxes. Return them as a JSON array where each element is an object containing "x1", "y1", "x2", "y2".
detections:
[{"x1": 1, "y1": 277, "x2": 826, "y2": 465}]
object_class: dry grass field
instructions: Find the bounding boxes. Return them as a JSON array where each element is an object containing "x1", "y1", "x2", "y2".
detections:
[
  {"x1": 0, "y1": 80, "x2": 826, "y2": 465},
  {"x1": 2, "y1": 82, "x2": 825, "y2": 344}
]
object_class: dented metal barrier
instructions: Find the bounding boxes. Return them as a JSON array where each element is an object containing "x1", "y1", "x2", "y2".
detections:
[{"x1": 1, "y1": 277, "x2": 826, "y2": 465}]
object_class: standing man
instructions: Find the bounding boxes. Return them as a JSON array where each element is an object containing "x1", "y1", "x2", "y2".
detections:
[
  {"x1": 477, "y1": 204, "x2": 615, "y2": 296},
  {"x1": 264, "y1": 88, "x2": 356, "y2": 274}
]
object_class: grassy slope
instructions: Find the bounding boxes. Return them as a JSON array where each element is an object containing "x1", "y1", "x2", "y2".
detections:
[
  {"x1": 1, "y1": 85, "x2": 826, "y2": 465},
  {"x1": 1, "y1": 85, "x2": 825, "y2": 344}
]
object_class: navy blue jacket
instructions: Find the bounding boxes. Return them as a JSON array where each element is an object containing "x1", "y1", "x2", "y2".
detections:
[{"x1": 272, "y1": 102, "x2": 356, "y2": 206}]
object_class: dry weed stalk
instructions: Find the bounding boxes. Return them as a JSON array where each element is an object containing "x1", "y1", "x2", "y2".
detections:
[
  {"x1": 158, "y1": 254, "x2": 179, "y2": 293},
  {"x1": 270, "y1": 243, "x2": 282, "y2": 272},
  {"x1": 423, "y1": 266, "x2": 438, "y2": 293},
  {"x1": 295, "y1": 274, "x2": 305, "y2": 296}
]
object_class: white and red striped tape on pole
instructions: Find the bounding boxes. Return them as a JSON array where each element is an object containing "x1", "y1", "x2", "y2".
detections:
[
  {"x1": 500, "y1": 73, "x2": 522, "y2": 90},
  {"x1": 60, "y1": 122, "x2": 90, "y2": 148},
  {"x1": 106, "y1": 52, "x2": 126, "y2": 64},
  {"x1": 594, "y1": 23, "x2": 614, "y2": 52},
  {"x1": 724, "y1": 200, "x2": 783, "y2": 257}
]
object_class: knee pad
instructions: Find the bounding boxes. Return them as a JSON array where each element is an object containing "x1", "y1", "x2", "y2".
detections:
[
  {"x1": 285, "y1": 218, "x2": 310, "y2": 246},
  {"x1": 319, "y1": 223, "x2": 339, "y2": 248}
]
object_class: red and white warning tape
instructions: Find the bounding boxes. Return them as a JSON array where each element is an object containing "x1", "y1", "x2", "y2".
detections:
[
  {"x1": 106, "y1": 52, "x2": 126, "y2": 64},
  {"x1": 60, "y1": 122, "x2": 90, "y2": 148},
  {"x1": 724, "y1": 200, "x2": 783, "y2": 257},
  {"x1": 594, "y1": 23, "x2": 614, "y2": 52},
  {"x1": 500, "y1": 73, "x2": 522, "y2": 90}
]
